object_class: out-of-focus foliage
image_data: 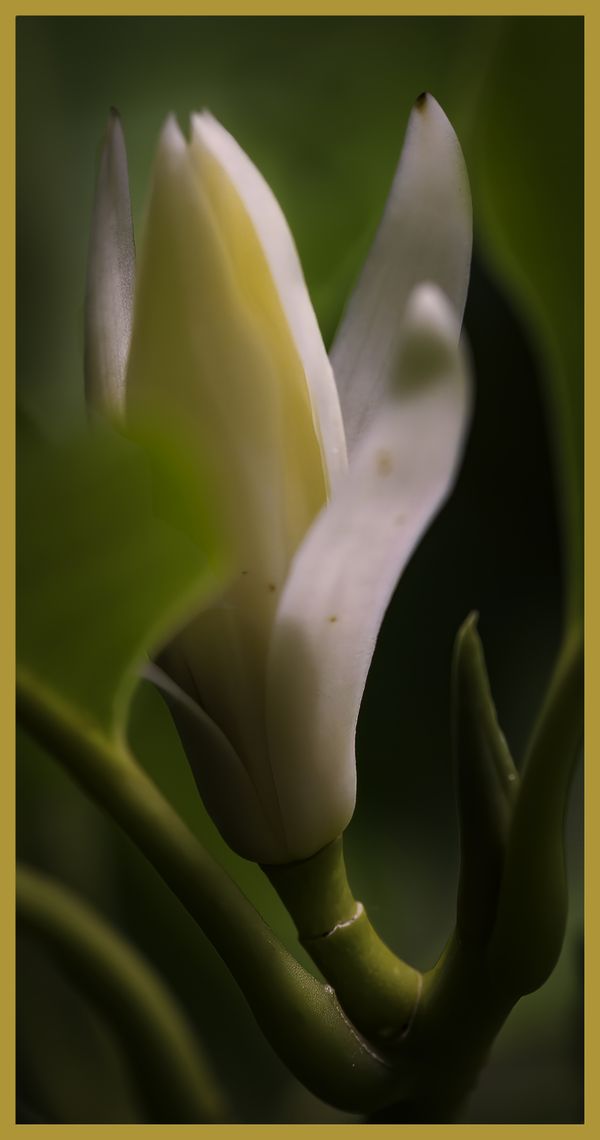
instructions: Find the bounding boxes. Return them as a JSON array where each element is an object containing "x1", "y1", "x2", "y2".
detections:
[
  {"x1": 471, "y1": 17, "x2": 583, "y2": 627},
  {"x1": 16, "y1": 16, "x2": 583, "y2": 1124},
  {"x1": 17, "y1": 423, "x2": 230, "y2": 740}
]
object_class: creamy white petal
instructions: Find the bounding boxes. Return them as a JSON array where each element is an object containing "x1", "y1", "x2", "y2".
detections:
[
  {"x1": 191, "y1": 111, "x2": 348, "y2": 487},
  {"x1": 85, "y1": 109, "x2": 135, "y2": 418},
  {"x1": 127, "y1": 115, "x2": 328, "y2": 577},
  {"x1": 266, "y1": 285, "x2": 472, "y2": 860},
  {"x1": 330, "y1": 93, "x2": 472, "y2": 454},
  {"x1": 125, "y1": 116, "x2": 328, "y2": 845}
]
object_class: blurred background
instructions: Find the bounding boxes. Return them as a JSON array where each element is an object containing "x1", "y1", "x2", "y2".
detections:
[{"x1": 16, "y1": 16, "x2": 583, "y2": 1123}]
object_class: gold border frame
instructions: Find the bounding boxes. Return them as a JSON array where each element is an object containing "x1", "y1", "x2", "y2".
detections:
[{"x1": 6, "y1": 5, "x2": 593, "y2": 1136}]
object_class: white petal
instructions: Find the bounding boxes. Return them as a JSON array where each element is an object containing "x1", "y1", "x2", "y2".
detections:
[
  {"x1": 126, "y1": 116, "x2": 329, "y2": 847},
  {"x1": 85, "y1": 109, "x2": 135, "y2": 418},
  {"x1": 143, "y1": 663, "x2": 285, "y2": 863},
  {"x1": 266, "y1": 284, "x2": 472, "y2": 860},
  {"x1": 330, "y1": 93, "x2": 472, "y2": 454},
  {"x1": 127, "y1": 114, "x2": 329, "y2": 581},
  {"x1": 191, "y1": 111, "x2": 348, "y2": 487}
]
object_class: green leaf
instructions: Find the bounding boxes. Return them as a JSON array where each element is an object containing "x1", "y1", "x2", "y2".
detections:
[
  {"x1": 17, "y1": 423, "x2": 231, "y2": 744},
  {"x1": 471, "y1": 16, "x2": 583, "y2": 629}
]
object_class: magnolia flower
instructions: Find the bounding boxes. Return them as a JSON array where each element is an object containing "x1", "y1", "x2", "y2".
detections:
[{"x1": 86, "y1": 94, "x2": 472, "y2": 865}]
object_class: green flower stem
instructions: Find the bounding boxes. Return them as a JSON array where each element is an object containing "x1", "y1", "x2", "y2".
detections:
[
  {"x1": 16, "y1": 665, "x2": 401, "y2": 1115},
  {"x1": 17, "y1": 864, "x2": 226, "y2": 1123},
  {"x1": 369, "y1": 934, "x2": 516, "y2": 1122},
  {"x1": 264, "y1": 842, "x2": 513, "y2": 1124},
  {"x1": 264, "y1": 839, "x2": 422, "y2": 1047}
]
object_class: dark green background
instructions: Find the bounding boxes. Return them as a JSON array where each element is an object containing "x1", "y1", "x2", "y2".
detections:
[{"x1": 17, "y1": 16, "x2": 583, "y2": 1123}]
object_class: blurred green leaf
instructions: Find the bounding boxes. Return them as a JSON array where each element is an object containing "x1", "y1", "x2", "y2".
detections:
[
  {"x1": 17, "y1": 423, "x2": 231, "y2": 742},
  {"x1": 470, "y1": 16, "x2": 583, "y2": 629},
  {"x1": 17, "y1": 864, "x2": 227, "y2": 1122}
]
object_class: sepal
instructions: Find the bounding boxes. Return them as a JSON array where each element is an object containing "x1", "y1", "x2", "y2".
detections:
[
  {"x1": 452, "y1": 613, "x2": 518, "y2": 947},
  {"x1": 487, "y1": 629, "x2": 583, "y2": 995}
]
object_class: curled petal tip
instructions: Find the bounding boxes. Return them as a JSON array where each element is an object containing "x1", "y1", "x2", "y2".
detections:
[
  {"x1": 190, "y1": 108, "x2": 219, "y2": 136},
  {"x1": 189, "y1": 110, "x2": 219, "y2": 153},
  {"x1": 398, "y1": 283, "x2": 465, "y2": 386},
  {"x1": 404, "y1": 281, "x2": 461, "y2": 340},
  {"x1": 158, "y1": 113, "x2": 187, "y2": 158}
]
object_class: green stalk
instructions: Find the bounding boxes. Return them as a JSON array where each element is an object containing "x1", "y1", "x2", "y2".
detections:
[
  {"x1": 368, "y1": 934, "x2": 516, "y2": 1122},
  {"x1": 16, "y1": 665, "x2": 400, "y2": 1115},
  {"x1": 264, "y1": 838, "x2": 422, "y2": 1047},
  {"x1": 17, "y1": 864, "x2": 225, "y2": 1123},
  {"x1": 265, "y1": 843, "x2": 516, "y2": 1123}
]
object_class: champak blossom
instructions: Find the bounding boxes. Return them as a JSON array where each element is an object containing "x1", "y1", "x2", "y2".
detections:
[{"x1": 85, "y1": 94, "x2": 472, "y2": 865}]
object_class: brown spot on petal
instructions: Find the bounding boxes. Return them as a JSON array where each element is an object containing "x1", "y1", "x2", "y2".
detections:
[
  {"x1": 328, "y1": 615, "x2": 338, "y2": 624},
  {"x1": 268, "y1": 582, "x2": 276, "y2": 593},
  {"x1": 376, "y1": 449, "x2": 393, "y2": 476},
  {"x1": 415, "y1": 91, "x2": 428, "y2": 110}
]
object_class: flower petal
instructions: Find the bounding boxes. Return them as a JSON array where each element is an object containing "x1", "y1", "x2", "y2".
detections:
[
  {"x1": 85, "y1": 109, "x2": 135, "y2": 418},
  {"x1": 191, "y1": 111, "x2": 348, "y2": 487},
  {"x1": 266, "y1": 284, "x2": 472, "y2": 860},
  {"x1": 144, "y1": 662, "x2": 285, "y2": 863},
  {"x1": 127, "y1": 114, "x2": 329, "y2": 584},
  {"x1": 125, "y1": 116, "x2": 330, "y2": 849},
  {"x1": 330, "y1": 93, "x2": 472, "y2": 454}
]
